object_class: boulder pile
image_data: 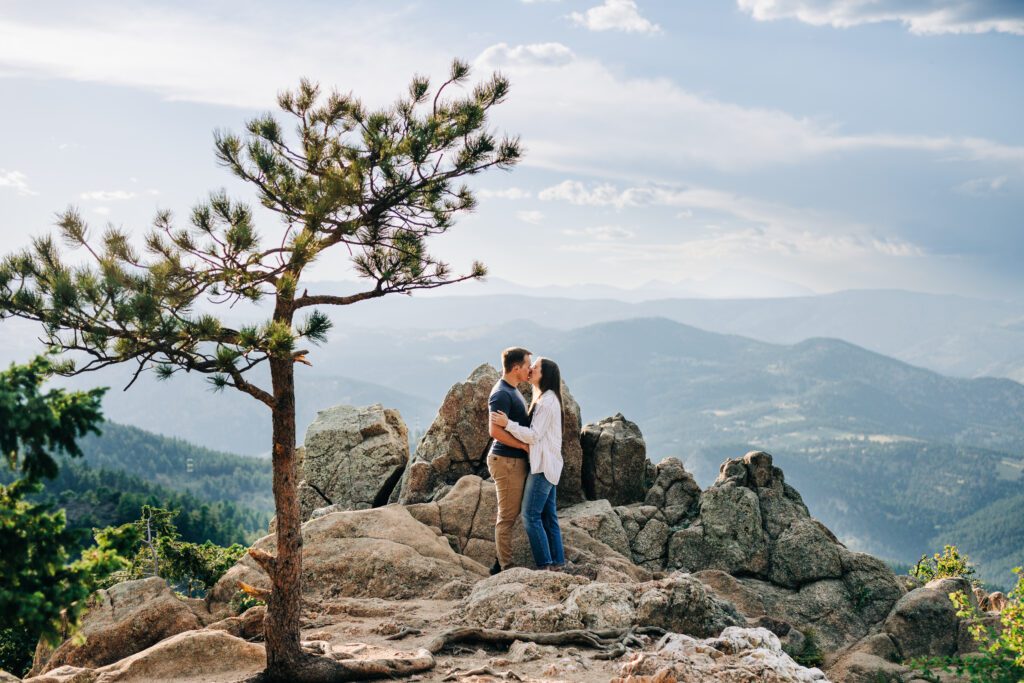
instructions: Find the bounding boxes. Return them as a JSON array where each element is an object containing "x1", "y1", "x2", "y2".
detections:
[{"x1": 23, "y1": 363, "x2": 997, "y2": 683}]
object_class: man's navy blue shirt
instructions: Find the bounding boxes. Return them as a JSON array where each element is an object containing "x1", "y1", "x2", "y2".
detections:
[{"x1": 488, "y1": 379, "x2": 530, "y2": 458}]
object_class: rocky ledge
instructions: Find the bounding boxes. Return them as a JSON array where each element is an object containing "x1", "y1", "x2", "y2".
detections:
[{"x1": 16, "y1": 364, "x2": 1010, "y2": 683}]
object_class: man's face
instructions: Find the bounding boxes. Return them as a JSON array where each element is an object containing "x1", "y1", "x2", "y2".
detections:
[{"x1": 516, "y1": 355, "x2": 533, "y2": 384}]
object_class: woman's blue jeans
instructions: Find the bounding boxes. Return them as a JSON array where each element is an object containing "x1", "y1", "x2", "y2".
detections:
[{"x1": 521, "y1": 473, "x2": 565, "y2": 568}]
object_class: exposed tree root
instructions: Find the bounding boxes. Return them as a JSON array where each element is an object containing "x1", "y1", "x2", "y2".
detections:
[
  {"x1": 243, "y1": 649, "x2": 434, "y2": 683},
  {"x1": 427, "y1": 626, "x2": 666, "y2": 656},
  {"x1": 384, "y1": 625, "x2": 423, "y2": 640},
  {"x1": 443, "y1": 665, "x2": 524, "y2": 681}
]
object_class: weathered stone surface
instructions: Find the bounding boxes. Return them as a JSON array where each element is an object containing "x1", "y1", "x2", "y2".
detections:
[
  {"x1": 615, "y1": 627, "x2": 828, "y2": 682},
  {"x1": 23, "y1": 665, "x2": 96, "y2": 683},
  {"x1": 615, "y1": 505, "x2": 671, "y2": 568},
  {"x1": 839, "y1": 550, "x2": 906, "y2": 626},
  {"x1": 563, "y1": 582, "x2": 637, "y2": 629},
  {"x1": 209, "y1": 505, "x2": 487, "y2": 606},
  {"x1": 461, "y1": 568, "x2": 739, "y2": 639},
  {"x1": 459, "y1": 568, "x2": 590, "y2": 632},
  {"x1": 560, "y1": 499, "x2": 632, "y2": 559},
  {"x1": 694, "y1": 567, "x2": 899, "y2": 654},
  {"x1": 883, "y1": 577, "x2": 974, "y2": 660},
  {"x1": 769, "y1": 519, "x2": 844, "y2": 588},
  {"x1": 0, "y1": 670, "x2": 20, "y2": 683},
  {"x1": 91, "y1": 629, "x2": 264, "y2": 683},
  {"x1": 394, "y1": 364, "x2": 499, "y2": 504},
  {"x1": 31, "y1": 577, "x2": 201, "y2": 676},
  {"x1": 825, "y1": 651, "x2": 908, "y2": 683},
  {"x1": 634, "y1": 573, "x2": 743, "y2": 639},
  {"x1": 667, "y1": 483, "x2": 769, "y2": 575},
  {"x1": 580, "y1": 413, "x2": 649, "y2": 506},
  {"x1": 297, "y1": 403, "x2": 408, "y2": 519},
  {"x1": 204, "y1": 605, "x2": 266, "y2": 641},
  {"x1": 406, "y1": 475, "x2": 497, "y2": 568},
  {"x1": 644, "y1": 457, "x2": 701, "y2": 526},
  {"x1": 519, "y1": 378, "x2": 586, "y2": 506}
]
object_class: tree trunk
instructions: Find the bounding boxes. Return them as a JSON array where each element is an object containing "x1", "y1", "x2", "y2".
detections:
[{"x1": 263, "y1": 354, "x2": 303, "y2": 680}]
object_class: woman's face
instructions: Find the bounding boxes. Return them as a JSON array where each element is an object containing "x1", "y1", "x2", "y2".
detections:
[{"x1": 529, "y1": 358, "x2": 543, "y2": 387}]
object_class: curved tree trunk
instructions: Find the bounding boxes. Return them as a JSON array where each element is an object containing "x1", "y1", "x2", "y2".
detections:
[{"x1": 263, "y1": 354, "x2": 303, "y2": 680}]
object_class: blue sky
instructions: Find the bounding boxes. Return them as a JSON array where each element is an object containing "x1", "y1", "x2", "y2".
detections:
[{"x1": 0, "y1": 0, "x2": 1022, "y2": 298}]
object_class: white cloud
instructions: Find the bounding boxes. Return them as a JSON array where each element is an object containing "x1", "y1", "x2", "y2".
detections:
[
  {"x1": 563, "y1": 225, "x2": 635, "y2": 241},
  {"x1": 955, "y1": 175, "x2": 1010, "y2": 197},
  {"x1": 472, "y1": 43, "x2": 1024, "y2": 176},
  {"x1": 517, "y1": 210, "x2": 545, "y2": 224},
  {"x1": 570, "y1": 0, "x2": 662, "y2": 34},
  {"x1": 543, "y1": 178, "x2": 925, "y2": 261},
  {"x1": 476, "y1": 187, "x2": 533, "y2": 200},
  {"x1": 737, "y1": 0, "x2": 1024, "y2": 36},
  {"x1": 79, "y1": 189, "x2": 159, "y2": 201},
  {"x1": 475, "y1": 42, "x2": 575, "y2": 68},
  {"x1": 0, "y1": 169, "x2": 37, "y2": 195},
  {"x1": 0, "y1": 5, "x2": 449, "y2": 110}
]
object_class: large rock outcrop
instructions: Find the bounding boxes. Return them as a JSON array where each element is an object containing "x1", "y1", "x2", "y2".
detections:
[
  {"x1": 297, "y1": 403, "x2": 408, "y2": 519},
  {"x1": 210, "y1": 505, "x2": 487, "y2": 607},
  {"x1": 645, "y1": 451, "x2": 904, "y2": 653},
  {"x1": 580, "y1": 413, "x2": 650, "y2": 505},
  {"x1": 643, "y1": 456, "x2": 701, "y2": 526},
  {"x1": 393, "y1": 364, "x2": 498, "y2": 504},
  {"x1": 29, "y1": 577, "x2": 203, "y2": 677}
]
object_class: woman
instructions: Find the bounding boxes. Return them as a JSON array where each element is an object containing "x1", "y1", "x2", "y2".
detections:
[{"x1": 490, "y1": 357, "x2": 566, "y2": 570}]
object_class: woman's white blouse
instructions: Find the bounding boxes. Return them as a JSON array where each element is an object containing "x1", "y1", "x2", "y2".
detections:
[{"x1": 503, "y1": 390, "x2": 563, "y2": 486}]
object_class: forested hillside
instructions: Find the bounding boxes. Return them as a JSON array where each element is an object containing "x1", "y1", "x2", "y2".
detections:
[{"x1": 77, "y1": 421, "x2": 274, "y2": 512}]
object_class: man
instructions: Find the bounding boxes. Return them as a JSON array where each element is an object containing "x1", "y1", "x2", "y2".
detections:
[{"x1": 487, "y1": 346, "x2": 532, "y2": 574}]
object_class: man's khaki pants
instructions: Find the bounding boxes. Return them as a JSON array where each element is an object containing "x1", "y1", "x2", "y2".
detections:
[{"x1": 487, "y1": 453, "x2": 529, "y2": 569}]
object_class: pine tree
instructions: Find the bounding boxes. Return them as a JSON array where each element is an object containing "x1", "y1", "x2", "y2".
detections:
[{"x1": 0, "y1": 61, "x2": 520, "y2": 680}]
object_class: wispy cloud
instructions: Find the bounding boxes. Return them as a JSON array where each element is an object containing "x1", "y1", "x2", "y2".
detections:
[
  {"x1": 79, "y1": 189, "x2": 159, "y2": 201},
  {"x1": 737, "y1": 0, "x2": 1024, "y2": 36},
  {"x1": 563, "y1": 225, "x2": 636, "y2": 241},
  {"x1": 570, "y1": 0, "x2": 661, "y2": 34},
  {"x1": 517, "y1": 210, "x2": 545, "y2": 225},
  {"x1": 477, "y1": 188, "x2": 533, "y2": 200},
  {"x1": 0, "y1": 5, "x2": 447, "y2": 109},
  {"x1": 475, "y1": 42, "x2": 1024, "y2": 175},
  {"x1": 956, "y1": 175, "x2": 1010, "y2": 197},
  {"x1": 542, "y1": 178, "x2": 925, "y2": 261},
  {"x1": 0, "y1": 169, "x2": 37, "y2": 195}
]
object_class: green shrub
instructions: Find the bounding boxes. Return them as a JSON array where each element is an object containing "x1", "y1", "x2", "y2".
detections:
[
  {"x1": 911, "y1": 545, "x2": 977, "y2": 584},
  {"x1": 793, "y1": 627, "x2": 824, "y2": 668}
]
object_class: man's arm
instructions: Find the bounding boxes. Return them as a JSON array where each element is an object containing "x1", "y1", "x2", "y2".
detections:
[{"x1": 489, "y1": 422, "x2": 529, "y2": 452}]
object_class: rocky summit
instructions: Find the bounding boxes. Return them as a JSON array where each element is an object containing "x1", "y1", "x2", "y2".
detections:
[{"x1": 18, "y1": 364, "x2": 1011, "y2": 683}]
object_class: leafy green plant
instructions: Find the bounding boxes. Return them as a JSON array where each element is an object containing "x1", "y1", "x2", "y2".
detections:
[
  {"x1": 99, "y1": 505, "x2": 246, "y2": 597},
  {"x1": 230, "y1": 590, "x2": 267, "y2": 616},
  {"x1": 911, "y1": 545, "x2": 978, "y2": 584},
  {"x1": 0, "y1": 356, "x2": 128, "y2": 676},
  {"x1": 792, "y1": 627, "x2": 824, "y2": 668}
]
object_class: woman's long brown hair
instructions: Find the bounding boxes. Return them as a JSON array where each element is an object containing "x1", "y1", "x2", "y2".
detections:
[{"x1": 529, "y1": 357, "x2": 563, "y2": 420}]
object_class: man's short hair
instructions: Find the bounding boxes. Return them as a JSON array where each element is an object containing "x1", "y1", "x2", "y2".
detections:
[{"x1": 501, "y1": 347, "x2": 532, "y2": 373}]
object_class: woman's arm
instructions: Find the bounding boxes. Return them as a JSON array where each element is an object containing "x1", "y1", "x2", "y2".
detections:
[{"x1": 501, "y1": 394, "x2": 555, "y2": 445}]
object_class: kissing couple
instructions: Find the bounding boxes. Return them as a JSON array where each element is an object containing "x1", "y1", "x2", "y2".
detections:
[{"x1": 486, "y1": 346, "x2": 567, "y2": 574}]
